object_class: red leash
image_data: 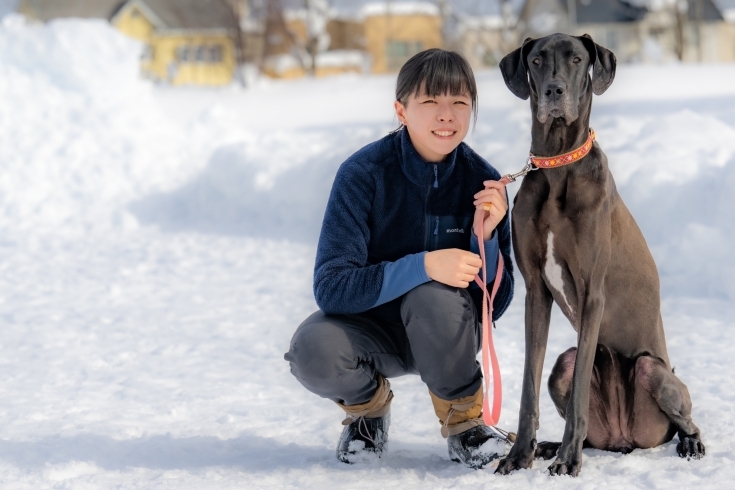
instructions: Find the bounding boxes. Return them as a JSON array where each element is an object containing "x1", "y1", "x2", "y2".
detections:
[{"x1": 473, "y1": 175, "x2": 511, "y2": 426}]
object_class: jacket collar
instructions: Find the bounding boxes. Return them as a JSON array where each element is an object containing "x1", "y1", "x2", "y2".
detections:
[{"x1": 398, "y1": 126, "x2": 459, "y2": 187}]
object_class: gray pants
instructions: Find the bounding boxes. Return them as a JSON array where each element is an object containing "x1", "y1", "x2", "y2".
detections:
[{"x1": 284, "y1": 281, "x2": 482, "y2": 406}]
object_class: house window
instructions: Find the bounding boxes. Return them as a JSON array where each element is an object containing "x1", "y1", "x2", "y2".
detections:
[
  {"x1": 141, "y1": 44, "x2": 154, "y2": 61},
  {"x1": 176, "y1": 46, "x2": 189, "y2": 62},
  {"x1": 176, "y1": 45, "x2": 225, "y2": 64},
  {"x1": 606, "y1": 31, "x2": 619, "y2": 51},
  {"x1": 211, "y1": 45, "x2": 223, "y2": 63},
  {"x1": 268, "y1": 34, "x2": 283, "y2": 46},
  {"x1": 386, "y1": 40, "x2": 423, "y2": 70}
]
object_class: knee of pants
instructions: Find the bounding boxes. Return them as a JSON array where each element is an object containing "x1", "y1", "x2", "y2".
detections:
[
  {"x1": 284, "y1": 313, "x2": 375, "y2": 404},
  {"x1": 401, "y1": 281, "x2": 477, "y2": 341}
]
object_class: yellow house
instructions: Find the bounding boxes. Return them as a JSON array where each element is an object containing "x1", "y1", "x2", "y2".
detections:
[
  {"x1": 19, "y1": 0, "x2": 238, "y2": 86},
  {"x1": 359, "y1": 2, "x2": 442, "y2": 74},
  {"x1": 263, "y1": 1, "x2": 442, "y2": 79},
  {"x1": 111, "y1": 0, "x2": 237, "y2": 86}
]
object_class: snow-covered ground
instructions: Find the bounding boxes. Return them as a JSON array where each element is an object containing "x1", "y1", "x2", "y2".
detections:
[{"x1": 1, "y1": 14, "x2": 734, "y2": 489}]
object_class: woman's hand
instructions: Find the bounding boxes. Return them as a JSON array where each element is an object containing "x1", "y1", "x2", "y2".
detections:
[
  {"x1": 424, "y1": 249, "x2": 482, "y2": 288},
  {"x1": 473, "y1": 180, "x2": 508, "y2": 241}
]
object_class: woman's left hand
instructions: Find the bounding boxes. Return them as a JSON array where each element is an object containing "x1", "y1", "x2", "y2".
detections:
[{"x1": 473, "y1": 180, "x2": 508, "y2": 241}]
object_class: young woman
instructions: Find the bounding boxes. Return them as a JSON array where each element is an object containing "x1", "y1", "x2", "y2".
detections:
[{"x1": 284, "y1": 49, "x2": 514, "y2": 469}]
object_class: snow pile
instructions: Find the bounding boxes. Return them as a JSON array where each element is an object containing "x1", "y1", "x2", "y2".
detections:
[
  {"x1": 129, "y1": 129, "x2": 353, "y2": 240},
  {"x1": 0, "y1": 15, "x2": 202, "y2": 235},
  {"x1": 359, "y1": 1, "x2": 440, "y2": 18}
]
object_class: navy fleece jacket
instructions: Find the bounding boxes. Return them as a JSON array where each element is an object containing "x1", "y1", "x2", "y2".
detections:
[{"x1": 313, "y1": 127, "x2": 514, "y2": 322}]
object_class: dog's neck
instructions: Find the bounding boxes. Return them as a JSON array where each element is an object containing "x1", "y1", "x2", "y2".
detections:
[{"x1": 529, "y1": 82, "x2": 593, "y2": 159}]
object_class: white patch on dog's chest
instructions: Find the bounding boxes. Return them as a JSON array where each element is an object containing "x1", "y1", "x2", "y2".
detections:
[{"x1": 544, "y1": 231, "x2": 574, "y2": 315}]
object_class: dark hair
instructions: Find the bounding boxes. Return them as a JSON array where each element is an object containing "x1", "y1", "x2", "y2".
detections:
[{"x1": 395, "y1": 48, "x2": 478, "y2": 123}]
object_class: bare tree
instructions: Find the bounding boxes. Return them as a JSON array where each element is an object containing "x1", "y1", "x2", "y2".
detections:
[
  {"x1": 260, "y1": 0, "x2": 330, "y2": 76},
  {"x1": 302, "y1": 0, "x2": 331, "y2": 76},
  {"x1": 674, "y1": 0, "x2": 687, "y2": 61},
  {"x1": 224, "y1": 0, "x2": 249, "y2": 85}
]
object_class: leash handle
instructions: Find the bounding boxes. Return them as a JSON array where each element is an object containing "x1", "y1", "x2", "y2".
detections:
[{"x1": 473, "y1": 175, "x2": 510, "y2": 426}]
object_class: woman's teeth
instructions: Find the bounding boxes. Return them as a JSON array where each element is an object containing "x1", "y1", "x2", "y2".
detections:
[{"x1": 433, "y1": 131, "x2": 454, "y2": 137}]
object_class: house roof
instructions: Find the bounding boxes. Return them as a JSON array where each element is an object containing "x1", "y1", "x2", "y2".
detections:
[
  {"x1": 20, "y1": 0, "x2": 236, "y2": 29},
  {"x1": 133, "y1": 0, "x2": 235, "y2": 30},
  {"x1": 576, "y1": 0, "x2": 647, "y2": 23},
  {"x1": 685, "y1": 0, "x2": 724, "y2": 21},
  {"x1": 713, "y1": 0, "x2": 735, "y2": 19},
  {"x1": 18, "y1": 0, "x2": 125, "y2": 21}
]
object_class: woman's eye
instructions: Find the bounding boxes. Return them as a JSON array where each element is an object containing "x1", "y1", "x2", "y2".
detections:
[
  {"x1": 454, "y1": 100, "x2": 468, "y2": 105},
  {"x1": 532, "y1": 58, "x2": 540, "y2": 65},
  {"x1": 573, "y1": 57, "x2": 581, "y2": 63}
]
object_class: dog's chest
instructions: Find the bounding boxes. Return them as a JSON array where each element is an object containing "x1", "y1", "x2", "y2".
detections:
[{"x1": 542, "y1": 230, "x2": 577, "y2": 325}]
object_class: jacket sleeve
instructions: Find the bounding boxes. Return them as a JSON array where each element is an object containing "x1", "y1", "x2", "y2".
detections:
[{"x1": 313, "y1": 160, "x2": 385, "y2": 314}]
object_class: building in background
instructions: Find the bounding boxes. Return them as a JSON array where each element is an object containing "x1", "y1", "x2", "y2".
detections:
[
  {"x1": 645, "y1": 0, "x2": 735, "y2": 62},
  {"x1": 111, "y1": 0, "x2": 238, "y2": 85},
  {"x1": 515, "y1": 0, "x2": 735, "y2": 63},
  {"x1": 516, "y1": 0, "x2": 648, "y2": 62},
  {"x1": 15, "y1": 0, "x2": 735, "y2": 84},
  {"x1": 455, "y1": 1, "x2": 517, "y2": 68},
  {"x1": 19, "y1": 0, "x2": 240, "y2": 86},
  {"x1": 262, "y1": 1, "x2": 442, "y2": 78}
]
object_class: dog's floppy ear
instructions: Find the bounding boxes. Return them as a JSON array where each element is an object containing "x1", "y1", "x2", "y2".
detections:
[
  {"x1": 578, "y1": 33, "x2": 616, "y2": 95},
  {"x1": 499, "y1": 37, "x2": 536, "y2": 100}
]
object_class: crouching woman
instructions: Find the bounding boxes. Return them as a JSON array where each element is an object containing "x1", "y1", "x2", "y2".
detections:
[{"x1": 284, "y1": 49, "x2": 514, "y2": 469}]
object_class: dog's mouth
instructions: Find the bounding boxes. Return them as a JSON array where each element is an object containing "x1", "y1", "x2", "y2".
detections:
[{"x1": 537, "y1": 101, "x2": 578, "y2": 125}]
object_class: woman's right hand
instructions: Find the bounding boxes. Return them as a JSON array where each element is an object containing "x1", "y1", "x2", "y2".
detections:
[{"x1": 424, "y1": 249, "x2": 482, "y2": 288}]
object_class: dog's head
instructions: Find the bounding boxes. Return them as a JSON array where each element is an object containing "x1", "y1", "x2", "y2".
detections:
[{"x1": 499, "y1": 34, "x2": 616, "y2": 125}]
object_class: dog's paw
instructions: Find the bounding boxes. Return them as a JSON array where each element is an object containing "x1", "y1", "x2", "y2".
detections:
[
  {"x1": 534, "y1": 441, "x2": 561, "y2": 460},
  {"x1": 677, "y1": 436, "x2": 705, "y2": 460},
  {"x1": 495, "y1": 450, "x2": 534, "y2": 475},
  {"x1": 547, "y1": 457, "x2": 582, "y2": 477}
]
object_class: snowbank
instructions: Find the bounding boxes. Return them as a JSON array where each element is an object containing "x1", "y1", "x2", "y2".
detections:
[{"x1": 0, "y1": 15, "x2": 204, "y2": 235}]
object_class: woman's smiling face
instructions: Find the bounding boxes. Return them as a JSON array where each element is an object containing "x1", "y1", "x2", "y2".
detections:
[{"x1": 394, "y1": 89, "x2": 473, "y2": 163}]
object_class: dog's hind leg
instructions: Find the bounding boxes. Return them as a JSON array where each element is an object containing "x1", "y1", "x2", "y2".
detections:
[
  {"x1": 634, "y1": 355, "x2": 705, "y2": 459},
  {"x1": 540, "y1": 346, "x2": 606, "y2": 458}
]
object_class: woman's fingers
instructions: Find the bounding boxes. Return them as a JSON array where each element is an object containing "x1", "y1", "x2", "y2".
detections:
[
  {"x1": 474, "y1": 188, "x2": 508, "y2": 209},
  {"x1": 481, "y1": 180, "x2": 508, "y2": 198}
]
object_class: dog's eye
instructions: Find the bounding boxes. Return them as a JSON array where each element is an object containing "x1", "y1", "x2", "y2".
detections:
[
  {"x1": 573, "y1": 57, "x2": 582, "y2": 63},
  {"x1": 532, "y1": 58, "x2": 540, "y2": 65}
]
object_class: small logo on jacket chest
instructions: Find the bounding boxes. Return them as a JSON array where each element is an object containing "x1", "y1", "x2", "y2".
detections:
[{"x1": 446, "y1": 228, "x2": 465, "y2": 233}]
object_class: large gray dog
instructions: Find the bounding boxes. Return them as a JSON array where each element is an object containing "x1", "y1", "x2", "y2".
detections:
[{"x1": 494, "y1": 33, "x2": 705, "y2": 477}]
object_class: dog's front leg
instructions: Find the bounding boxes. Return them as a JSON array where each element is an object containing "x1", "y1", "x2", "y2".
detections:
[
  {"x1": 496, "y1": 278, "x2": 553, "y2": 475},
  {"x1": 547, "y1": 287, "x2": 605, "y2": 477}
]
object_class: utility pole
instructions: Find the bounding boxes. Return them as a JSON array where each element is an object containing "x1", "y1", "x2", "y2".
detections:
[
  {"x1": 437, "y1": 0, "x2": 449, "y2": 49},
  {"x1": 566, "y1": 0, "x2": 576, "y2": 34},
  {"x1": 693, "y1": 0, "x2": 703, "y2": 62}
]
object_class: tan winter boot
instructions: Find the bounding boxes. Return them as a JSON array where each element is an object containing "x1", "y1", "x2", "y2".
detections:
[
  {"x1": 336, "y1": 375, "x2": 393, "y2": 463},
  {"x1": 430, "y1": 386, "x2": 509, "y2": 468}
]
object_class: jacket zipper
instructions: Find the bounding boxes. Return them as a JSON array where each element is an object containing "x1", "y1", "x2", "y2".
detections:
[{"x1": 434, "y1": 216, "x2": 439, "y2": 250}]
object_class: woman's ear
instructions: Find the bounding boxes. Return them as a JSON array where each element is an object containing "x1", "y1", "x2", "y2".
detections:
[
  {"x1": 394, "y1": 100, "x2": 407, "y2": 126},
  {"x1": 577, "y1": 34, "x2": 617, "y2": 95},
  {"x1": 499, "y1": 37, "x2": 535, "y2": 100}
]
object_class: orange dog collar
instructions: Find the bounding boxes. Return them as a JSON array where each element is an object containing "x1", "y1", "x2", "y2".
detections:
[{"x1": 530, "y1": 129, "x2": 596, "y2": 169}]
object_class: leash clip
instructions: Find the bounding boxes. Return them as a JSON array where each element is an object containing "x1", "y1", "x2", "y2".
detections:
[{"x1": 503, "y1": 158, "x2": 538, "y2": 183}]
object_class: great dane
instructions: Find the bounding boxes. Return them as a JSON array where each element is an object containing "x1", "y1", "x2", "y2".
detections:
[{"x1": 494, "y1": 33, "x2": 705, "y2": 477}]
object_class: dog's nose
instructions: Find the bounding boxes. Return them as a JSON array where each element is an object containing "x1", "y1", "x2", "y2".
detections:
[{"x1": 544, "y1": 82, "x2": 566, "y2": 98}]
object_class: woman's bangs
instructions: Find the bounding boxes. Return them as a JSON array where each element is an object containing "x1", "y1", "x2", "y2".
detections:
[{"x1": 420, "y1": 58, "x2": 473, "y2": 99}]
